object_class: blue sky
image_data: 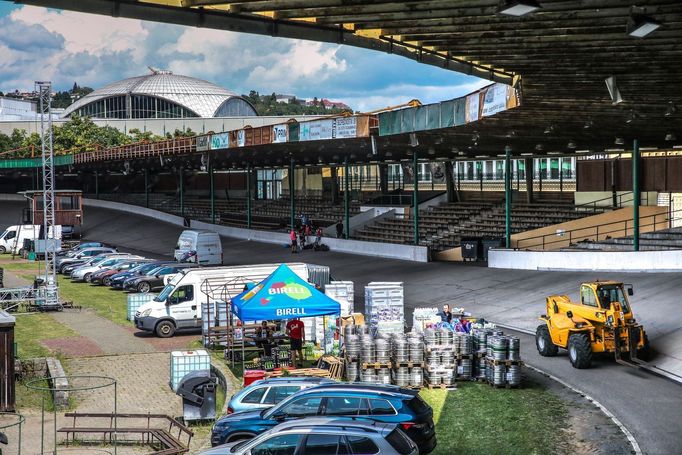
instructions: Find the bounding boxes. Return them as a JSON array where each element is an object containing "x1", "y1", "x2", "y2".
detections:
[{"x1": 0, "y1": 4, "x2": 487, "y2": 111}]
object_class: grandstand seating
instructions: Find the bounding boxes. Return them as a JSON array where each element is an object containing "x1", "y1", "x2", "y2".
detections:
[{"x1": 354, "y1": 200, "x2": 603, "y2": 251}]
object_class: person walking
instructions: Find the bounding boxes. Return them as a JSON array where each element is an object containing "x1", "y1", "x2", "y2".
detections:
[
  {"x1": 299, "y1": 228, "x2": 306, "y2": 250},
  {"x1": 335, "y1": 220, "x2": 344, "y2": 239},
  {"x1": 290, "y1": 229, "x2": 298, "y2": 254},
  {"x1": 286, "y1": 317, "x2": 305, "y2": 368},
  {"x1": 314, "y1": 226, "x2": 323, "y2": 248}
]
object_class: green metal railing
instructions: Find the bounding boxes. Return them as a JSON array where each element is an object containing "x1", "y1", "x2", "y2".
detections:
[{"x1": 516, "y1": 207, "x2": 680, "y2": 250}]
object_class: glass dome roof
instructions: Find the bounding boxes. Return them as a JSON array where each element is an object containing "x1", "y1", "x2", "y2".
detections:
[{"x1": 61, "y1": 68, "x2": 254, "y2": 118}]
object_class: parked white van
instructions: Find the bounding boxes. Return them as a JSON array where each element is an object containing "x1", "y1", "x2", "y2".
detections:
[
  {"x1": 0, "y1": 225, "x2": 62, "y2": 255},
  {"x1": 133, "y1": 263, "x2": 329, "y2": 338},
  {"x1": 174, "y1": 230, "x2": 222, "y2": 266}
]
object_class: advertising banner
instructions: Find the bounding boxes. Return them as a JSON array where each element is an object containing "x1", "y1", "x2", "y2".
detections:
[
  {"x1": 237, "y1": 129, "x2": 245, "y2": 147},
  {"x1": 299, "y1": 119, "x2": 334, "y2": 141},
  {"x1": 466, "y1": 93, "x2": 480, "y2": 123},
  {"x1": 335, "y1": 117, "x2": 357, "y2": 139},
  {"x1": 196, "y1": 135, "x2": 210, "y2": 152},
  {"x1": 482, "y1": 83, "x2": 508, "y2": 117},
  {"x1": 210, "y1": 132, "x2": 230, "y2": 150},
  {"x1": 401, "y1": 163, "x2": 415, "y2": 185},
  {"x1": 272, "y1": 124, "x2": 288, "y2": 143}
]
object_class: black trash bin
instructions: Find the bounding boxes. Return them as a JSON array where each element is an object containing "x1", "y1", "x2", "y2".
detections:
[
  {"x1": 460, "y1": 238, "x2": 480, "y2": 261},
  {"x1": 481, "y1": 238, "x2": 504, "y2": 262}
]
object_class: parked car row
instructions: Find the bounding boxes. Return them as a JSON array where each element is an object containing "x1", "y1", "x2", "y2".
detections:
[
  {"x1": 55, "y1": 243, "x2": 199, "y2": 293},
  {"x1": 204, "y1": 379, "x2": 436, "y2": 455}
]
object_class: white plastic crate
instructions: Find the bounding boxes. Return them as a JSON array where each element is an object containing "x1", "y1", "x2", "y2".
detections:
[
  {"x1": 325, "y1": 282, "x2": 354, "y2": 316},
  {"x1": 127, "y1": 293, "x2": 157, "y2": 321},
  {"x1": 169, "y1": 350, "x2": 211, "y2": 391}
]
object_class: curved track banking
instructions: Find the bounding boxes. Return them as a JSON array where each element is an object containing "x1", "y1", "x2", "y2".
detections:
[{"x1": 2, "y1": 201, "x2": 681, "y2": 454}]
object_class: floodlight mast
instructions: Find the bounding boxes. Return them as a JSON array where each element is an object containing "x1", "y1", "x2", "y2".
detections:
[{"x1": 36, "y1": 80, "x2": 60, "y2": 309}]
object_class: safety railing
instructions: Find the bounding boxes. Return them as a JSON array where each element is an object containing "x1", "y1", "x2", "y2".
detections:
[
  {"x1": 516, "y1": 207, "x2": 679, "y2": 250},
  {"x1": 73, "y1": 137, "x2": 196, "y2": 164}
]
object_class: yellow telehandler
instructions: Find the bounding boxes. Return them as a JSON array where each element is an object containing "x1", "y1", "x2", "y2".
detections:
[{"x1": 536, "y1": 281, "x2": 649, "y2": 369}]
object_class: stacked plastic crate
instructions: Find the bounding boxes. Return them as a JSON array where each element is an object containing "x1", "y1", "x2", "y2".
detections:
[
  {"x1": 365, "y1": 282, "x2": 404, "y2": 336},
  {"x1": 324, "y1": 281, "x2": 354, "y2": 316}
]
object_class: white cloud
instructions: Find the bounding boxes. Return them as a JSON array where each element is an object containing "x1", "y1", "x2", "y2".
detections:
[
  {"x1": 0, "y1": 4, "x2": 486, "y2": 112},
  {"x1": 11, "y1": 6, "x2": 147, "y2": 58}
]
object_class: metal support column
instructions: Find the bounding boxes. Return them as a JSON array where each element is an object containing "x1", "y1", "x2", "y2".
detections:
[
  {"x1": 505, "y1": 147, "x2": 512, "y2": 248},
  {"x1": 289, "y1": 158, "x2": 295, "y2": 230},
  {"x1": 246, "y1": 164, "x2": 252, "y2": 229},
  {"x1": 209, "y1": 158, "x2": 215, "y2": 224},
  {"x1": 413, "y1": 152, "x2": 419, "y2": 246},
  {"x1": 179, "y1": 168, "x2": 184, "y2": 218},
  {"x1": 559, "y1": 164, "x2": 564, "y2": 194},
  {"x1": 144, "y1": 169, "x2": 149, "y2": 208},
  {"x1": 36, "y1": 81, "x2": 59, "y2": 309},
  {"x1": 633, "y1": 139, "x2": 640, "y2": 251},
  {"x1": 344, "y1": 158, "x2": 350, "y2": 239},
  {"x1": 94, "y1": 170, "x2": 99, "y2": 199}
]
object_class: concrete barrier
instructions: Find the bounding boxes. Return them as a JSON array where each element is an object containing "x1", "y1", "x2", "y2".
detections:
[
  {"x1": 489, "y1": 248, "x2": 682, "y2": 272},
  {"x1": 83, "y1": 198, "x2": 429, "y2": 262},
  {"x1": 45, "y1": 357, "x2": 69, "y2": 407}
]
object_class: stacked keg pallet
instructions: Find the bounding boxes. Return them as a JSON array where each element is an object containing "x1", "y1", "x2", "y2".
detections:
[
  {"x1": 423, "y1": 329, "x2": 474, "y2": 389},
  {"x1": 391, "y1": 333, "x2": 424, "y2": 390},
  {"x1": 344, "y1": 325, "x2": 392, "y2": 385},
  {"x1": 472, "y1": 328, "x2": 523, "y2": 388}
]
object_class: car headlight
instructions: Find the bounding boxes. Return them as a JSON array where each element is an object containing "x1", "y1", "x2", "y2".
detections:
[{"x1": 140, "y1": 309, "x2": 152, "y2": 318}]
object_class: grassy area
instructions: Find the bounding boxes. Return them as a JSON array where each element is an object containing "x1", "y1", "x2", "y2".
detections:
[
  {"x1": 54, "y1": 275, "x2": 129, "y2": 326},
  {"x1": 421, "y1": 379, "x2": 568, "y2": 455},
  {"x1": 13, "y1": 313, "x2": 78, "y2": 358}
]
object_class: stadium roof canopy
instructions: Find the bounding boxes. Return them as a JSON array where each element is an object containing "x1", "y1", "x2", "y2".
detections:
[
  {"x1": 62, "y1": 68, "x2": 257, "y2": 119},
  {"x1": 20, "y1": 0, "x2": 682, "y2": 154}
]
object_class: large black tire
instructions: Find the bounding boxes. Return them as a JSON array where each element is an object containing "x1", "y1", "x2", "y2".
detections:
[
  {"x1": 137, "y1": 281, "x2": 151, "y2": 293},
  {"x1": 0, "y1": 246, "x2": 6, "y2": 254},
  {"x1": 84, "y1": 273, "x2": 92, "y2": 283},
  {"x1": 155, "y1": 320, "x2": 176, "y2": 338},
  {"x1": 536, "y1": 324, "x2": 559, "y2": 357},
  {"x1": 636, "y1": 333, "x2": 652, "y2": 361},
  {"x1": 568, "y1": 333, "x2": 593, "y2": 369},
  {"x1": 103, "y1": 277, "x2": 112, "y2": 287}
]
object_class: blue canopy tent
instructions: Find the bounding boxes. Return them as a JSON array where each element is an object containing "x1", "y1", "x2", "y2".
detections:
[
  {"x1": 230, "y1": 264, "x2": 340, "y2": 369},
  {"x1": 231, "y1": 264, "x2": 340, "y2": 321}
]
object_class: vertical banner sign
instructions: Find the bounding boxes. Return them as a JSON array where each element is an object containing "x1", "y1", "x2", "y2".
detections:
[
  {"x1": 210, "y1": 132, "x2": 230, "y2": 150},
  {"x1": 335, "y1": 117, "x2": 357, "y2": 138},
  {"x1": 429, "y1": 162, "x2": 446, "y2": 184},
  {"x1": 466, "y1": 93, "x2": 480, "y2": 123},
  {"x1": 272, "y1": 124, "x2": 288, "y2": 143},
  {"x1": 401, "y1": 163, "x2": 415, "y2": 184},
  {"x1": 237, "y1": 130, "x2": 245, "y2": 147},
  {"x1": 196, "y1": 135, "x2": 210, "y2": 151},
  {"x1": 482, "y1": 83, "x2": 508, "y2": 117}
]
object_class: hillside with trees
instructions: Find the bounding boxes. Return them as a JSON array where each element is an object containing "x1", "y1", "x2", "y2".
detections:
[{"x1": 242, "y1": 91, "x2": 351, "y2": 116}]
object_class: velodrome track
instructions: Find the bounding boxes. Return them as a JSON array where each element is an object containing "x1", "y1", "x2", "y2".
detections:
[{"x1": 2, "y1": 200, "x2": 681, "y2": 454}]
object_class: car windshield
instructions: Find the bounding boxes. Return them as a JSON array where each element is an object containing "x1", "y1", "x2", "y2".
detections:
[
  {"x1": 0, "y1": 230, "x2": 8, "y2": 240},
  {"x1": 145, "y1": 266, "x2": 164, "y2": 276},
  {"x1": 597, "y1": 285, "x2": 631, "y2": 313},
  {"x1": 155, "y1": 285, "x2": 174, "y2": 302},
  {"x1": 230, "y1": 439, "x2": 250, "y2": 453}
]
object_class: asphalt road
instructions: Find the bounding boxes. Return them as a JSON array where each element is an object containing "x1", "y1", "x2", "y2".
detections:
[{"x1": 2, "y1": 201, "x2": 681, "y2": 454}]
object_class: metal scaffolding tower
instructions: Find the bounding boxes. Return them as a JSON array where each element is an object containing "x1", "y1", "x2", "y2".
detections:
[{"x1": 36, "y1": 81, "x2": 60, "y2": 309}]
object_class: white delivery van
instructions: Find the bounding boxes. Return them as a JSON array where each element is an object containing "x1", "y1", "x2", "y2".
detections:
[
  {"x1": 133, "y1": 263, "x2": 329, "y2": 338},
  {"x1": 174, "y1": 230, "x2": 222, "y2": 265},
  {"x1": 0, "y1": 225, "x2": 62, "y2": 254}
]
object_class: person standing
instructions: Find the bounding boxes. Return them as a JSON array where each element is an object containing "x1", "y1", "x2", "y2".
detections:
[
  {"x1": 335, "y1": 220, "x2": 344, "y2": 239},
  {"x1": 438, "y1": 304, "x2": 453, "y2": 323},
  {"x1": 314, "y1": 226, "x2": 323, "y2": 248},
  {"x1": 286, "y1": 317, "x2": 305, "y2": 368},
  {"x1": 256, "y1": 320, "x2": 273, "y2": 356},
  {"x1": 290, "y1": 229, "x2": 297, "y2": 254}
]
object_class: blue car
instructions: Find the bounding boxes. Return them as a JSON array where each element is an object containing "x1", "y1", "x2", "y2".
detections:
[
  {"x1": 211, "y1": 383, "x2": 437, "y2": 453},
  {"x1": 227, "y1": 377, "x2": 337, "y2": 414}
]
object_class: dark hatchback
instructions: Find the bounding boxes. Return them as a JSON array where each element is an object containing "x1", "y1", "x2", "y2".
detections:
[{"x1": 211, "y1": 383, "x2": 436, "y2": 453}]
